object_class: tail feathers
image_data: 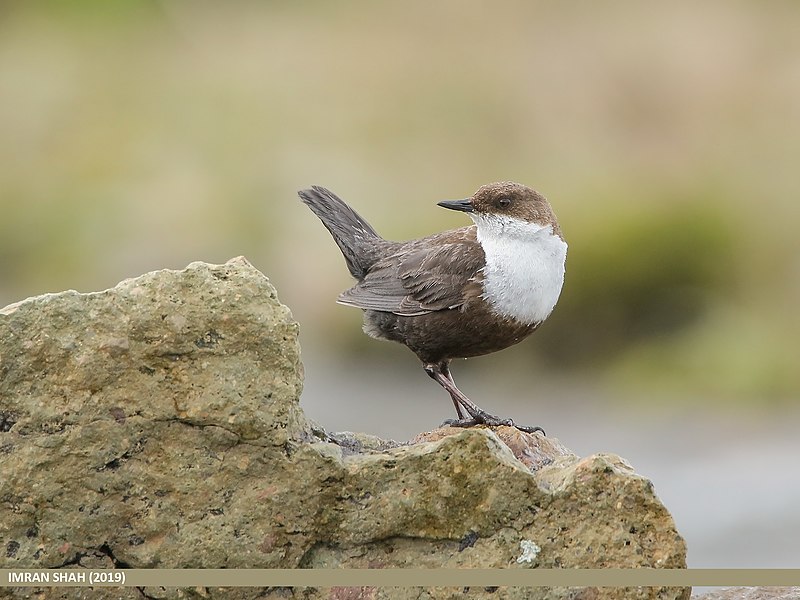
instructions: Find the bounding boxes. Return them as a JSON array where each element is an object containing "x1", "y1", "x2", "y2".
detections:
[{"x1": 298, "y1": 186, "x2": 384, "y2": 280}]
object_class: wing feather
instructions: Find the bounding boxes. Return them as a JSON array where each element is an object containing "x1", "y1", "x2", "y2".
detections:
[{"x1": 337, "y1": 227, "x2": 484, "y2": 316}]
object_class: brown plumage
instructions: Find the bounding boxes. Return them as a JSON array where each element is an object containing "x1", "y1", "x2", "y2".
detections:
[{"x1": 298, "y1": 182, "x2": 567, "y2": 433}]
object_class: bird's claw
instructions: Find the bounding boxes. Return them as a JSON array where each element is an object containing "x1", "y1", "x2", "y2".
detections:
[
  {"x1": 441, "y1": 415, "x2": 545, "y2": 435},
  {"x1": 515, "y1": 423, "x2": 546, "y2": 435},
  {"x1": 441, "y1": 417, "x2": 479, "y2": 428}
]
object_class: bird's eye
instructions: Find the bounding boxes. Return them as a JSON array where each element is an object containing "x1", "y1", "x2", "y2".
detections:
[{"x1": 497, "y1": 197, "x2": 512, "y2": 208}]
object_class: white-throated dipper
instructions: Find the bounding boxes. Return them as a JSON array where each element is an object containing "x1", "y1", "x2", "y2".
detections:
[{"x1": 298, "y1": 182, "x2": 567, "y2": 433}]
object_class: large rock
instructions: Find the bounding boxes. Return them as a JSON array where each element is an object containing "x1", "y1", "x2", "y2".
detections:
[
  {"x1": 0, "y1": 258, "x2": 688, "y2": 600},
  {"x1": 693, "y1": 589, "x2": 800, "y2": 600}
]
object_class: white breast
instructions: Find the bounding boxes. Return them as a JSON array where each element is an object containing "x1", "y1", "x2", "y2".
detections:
[{"x1": 473, "y1": 214, "x2": 567, "y2": 325}]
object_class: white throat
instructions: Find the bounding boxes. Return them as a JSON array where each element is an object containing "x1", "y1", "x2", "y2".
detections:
[{"x1": 471, "y1": 213, "x2": 567, "y2": 325}]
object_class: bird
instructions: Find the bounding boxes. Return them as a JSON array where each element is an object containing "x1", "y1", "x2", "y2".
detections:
[{"x1": 297, "y1": 181, "x2": 567, "y2": 433}]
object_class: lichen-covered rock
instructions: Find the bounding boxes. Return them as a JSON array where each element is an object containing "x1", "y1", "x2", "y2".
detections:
[
  {"x1": 0, "y1": 259, "x2": 689, "y2": 600},
  {"x1": 0, "y1": 258, "x2": 310, "y2": 572}
]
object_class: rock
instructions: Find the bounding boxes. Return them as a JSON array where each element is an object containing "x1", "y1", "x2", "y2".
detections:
[
  {"x1": 412, "y1": 424, "x2": 574, "y2": 471},
  {"x1": 0, "y1": 259, "x2": 689, "y2": 600},
  {"x1": 693, "y1": 589, "x2": 800, "y2": 600}
]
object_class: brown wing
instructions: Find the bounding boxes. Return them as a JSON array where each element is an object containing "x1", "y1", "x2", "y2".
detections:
[{"x1": 337, "y1": 227, "x2": 484, "y2": 316}]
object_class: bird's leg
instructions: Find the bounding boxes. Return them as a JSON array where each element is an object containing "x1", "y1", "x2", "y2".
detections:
[
  {"x1": 425, "y1": 362, "x2": 465, "y2": 419},
  {"x1": 423, "y1": 361, "x2": 545, "y2": 434}
]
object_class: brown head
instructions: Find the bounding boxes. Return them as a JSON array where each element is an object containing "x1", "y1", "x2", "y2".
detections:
[{"x1": 438, "y1": 181, "x2": 563, "y2": 239}]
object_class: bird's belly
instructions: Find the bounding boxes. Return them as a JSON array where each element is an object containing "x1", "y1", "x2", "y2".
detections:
[{"x1": 363, "y1": 305, "x2": 537, "y2": 364}]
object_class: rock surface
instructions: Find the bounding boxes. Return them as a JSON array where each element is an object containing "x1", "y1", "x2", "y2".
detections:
[
  {"x1": 0, "y1": 258, "x2": 688, "y2": 600},
  {"x1": 694, "y1": 589, "x2": 800, "y2": 600}
]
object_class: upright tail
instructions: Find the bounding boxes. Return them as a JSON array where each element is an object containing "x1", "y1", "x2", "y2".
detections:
[{"x1": 298, "y1": 186, "x2": 385, "y2": 280}]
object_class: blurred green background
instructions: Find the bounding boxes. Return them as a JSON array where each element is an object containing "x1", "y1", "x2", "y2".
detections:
[{"x1": 1, "y1": 1, "x2": 797, "y2": 404}]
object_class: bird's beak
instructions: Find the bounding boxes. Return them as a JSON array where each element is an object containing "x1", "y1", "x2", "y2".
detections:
[{"x1": 437, "y1": 198, "x2": 474, "y2": 213}]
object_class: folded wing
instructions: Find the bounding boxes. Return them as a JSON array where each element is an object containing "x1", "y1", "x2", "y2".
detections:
[{"x1": 337, "y1": 227, "x2": 484, "y2": 316}]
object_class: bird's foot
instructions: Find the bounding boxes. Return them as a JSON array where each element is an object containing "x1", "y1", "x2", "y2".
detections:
[
  {"x1": 441, "y1": 417, "x2": 481, "y2": 428},
  {"x1": 441, "y1": 413, "x2": 545, "y2": 435}
]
